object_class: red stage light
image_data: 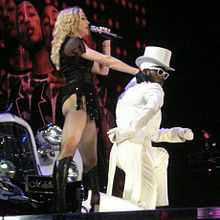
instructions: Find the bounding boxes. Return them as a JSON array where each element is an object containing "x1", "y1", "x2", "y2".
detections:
[
  {"x1": 135, "y1": 16, "x2": 140, "y2": 24},
  {"x1": 85, "y1": 0, "x2": 90, "y2": 6},
  {"x1": 116, "y1": 47, "x2": 121, "y2": 56},
  {"x1": 202, "y1": 129, "x2": 211, "y2": 139},
  {"x1": 100, "y1": 3, "x2": 105, "y2": 11},
  {"x1": 108, "y1": 18, "x2": 113, "y2": 28},
  {"x1": 123, "y1": 49, "x2": 127, "y2": 56},
  {"x1": 142, "y1": 19, "x2": 146, "y2": 27},
  {"x1": 141, "y1": 7, "x2": 146, "y2": 15},
  {"x1": 128, "y1": 1, "x2": 133, "y2": 9},
  {"x1": 134, "y1": 3, "x2": 139, "y2": 12},
  {"x1": 93, "y1": 14, "x2": 98, "y2": 22},
  {"x1": 135, "y1": 40, "x2": 141, "y2": 49},
  {"x1": 121, "y1": 0, "x2": 126, "y2": 7},
  {"x1": 92, "y1": 1, "x2": 98, "y2": 9}
]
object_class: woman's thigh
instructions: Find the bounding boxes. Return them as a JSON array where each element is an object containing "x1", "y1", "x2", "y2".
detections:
[{"x1": 62, "y1": 94, "x2": 87, "y2": 145}]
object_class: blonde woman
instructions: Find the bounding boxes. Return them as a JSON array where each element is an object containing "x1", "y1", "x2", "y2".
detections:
[{"x1": 50, "y1": 6, "x2": 145, "y2": 212}]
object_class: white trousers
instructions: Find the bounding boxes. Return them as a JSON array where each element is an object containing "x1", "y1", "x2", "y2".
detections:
[{"x1": 106, "y1": 140, "x2": 169, "y2": 210}]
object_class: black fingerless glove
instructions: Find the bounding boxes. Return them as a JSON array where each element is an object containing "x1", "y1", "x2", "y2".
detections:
[{"x1": 135, "y1": 71, "x2": 148, "y2": 83}]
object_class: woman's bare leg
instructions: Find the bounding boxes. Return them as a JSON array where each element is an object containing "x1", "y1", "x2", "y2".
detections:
[
  {"x1": 59, "y1": 94, "x2": 87, "y2": 160},
  {"x1": 79, "y1": 119, "x2": 100, "y2": 211},
  {"x1": 54, "y1": 94, "x2": 87, "y2": 212},
  {"x1": 79, "y1": 119, "x2": 97, "y2": 172}
]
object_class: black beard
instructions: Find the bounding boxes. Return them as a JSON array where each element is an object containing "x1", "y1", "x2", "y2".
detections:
[{"x1": 148, "y1": 74, "x2": 164, "y2": 85}]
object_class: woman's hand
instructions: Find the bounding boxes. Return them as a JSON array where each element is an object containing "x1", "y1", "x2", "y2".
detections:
[
  {"x1": 102, "y1": 40, "x2": 111, "y2": 48},
  {"x1": 135, "y1": 70, "x2": 149, "y2": 83}
]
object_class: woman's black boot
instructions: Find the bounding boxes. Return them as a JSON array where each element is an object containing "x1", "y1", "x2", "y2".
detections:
[
  {"x1": 53, "y1": 156, "x2": 72, "y2": 213},
  {"x1": 85, "y1": 167, "x2": 100, "y2": 212}
]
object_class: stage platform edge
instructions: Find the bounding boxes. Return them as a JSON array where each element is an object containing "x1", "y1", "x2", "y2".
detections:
[{"x1": 2, "y1": 207, "x2": 220, "y2": 220}]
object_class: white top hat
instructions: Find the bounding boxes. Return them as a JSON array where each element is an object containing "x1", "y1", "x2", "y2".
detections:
[{"x1": 135, "y1": 46, "x2": 175, "y2": 71}]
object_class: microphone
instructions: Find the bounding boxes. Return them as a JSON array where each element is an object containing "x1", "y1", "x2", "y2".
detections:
[{"x1": 90, "y1": 25, "x2": 123, "y2": 40}]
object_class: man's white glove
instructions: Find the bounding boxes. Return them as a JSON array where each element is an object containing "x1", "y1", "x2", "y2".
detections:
[
  {"x1": 173, "y1": 127, "x2": 194, "y2": 141},
  {"x1": 107, "y1": 127, "x2": 134, "y2": 144}
]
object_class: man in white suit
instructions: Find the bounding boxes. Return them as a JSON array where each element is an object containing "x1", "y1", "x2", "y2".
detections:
[{"x1": 106, "y1": 46, "x2": 194, "y2": 209}]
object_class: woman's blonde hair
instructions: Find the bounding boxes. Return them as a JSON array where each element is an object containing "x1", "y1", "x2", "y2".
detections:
[{"x1": 51, "y1": 7, "x2": 81, "y2": 70}]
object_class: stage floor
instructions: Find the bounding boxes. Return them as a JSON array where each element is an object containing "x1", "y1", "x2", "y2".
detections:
[{"x1": 2, "y1": 207, "x2": 220, "y2": 220}]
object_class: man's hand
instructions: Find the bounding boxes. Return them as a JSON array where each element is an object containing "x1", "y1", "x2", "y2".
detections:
[
  {"x1": 173, "y1": 127, "x2": 194, "y2": 141},
  {"x1": 107, "y1": 127, "x2": 134, "y2": 144}
]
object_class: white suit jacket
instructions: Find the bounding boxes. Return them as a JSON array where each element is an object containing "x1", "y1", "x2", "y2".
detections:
[{"x1": 116, "y1": 78, "x2": 186, "y2": 145}]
